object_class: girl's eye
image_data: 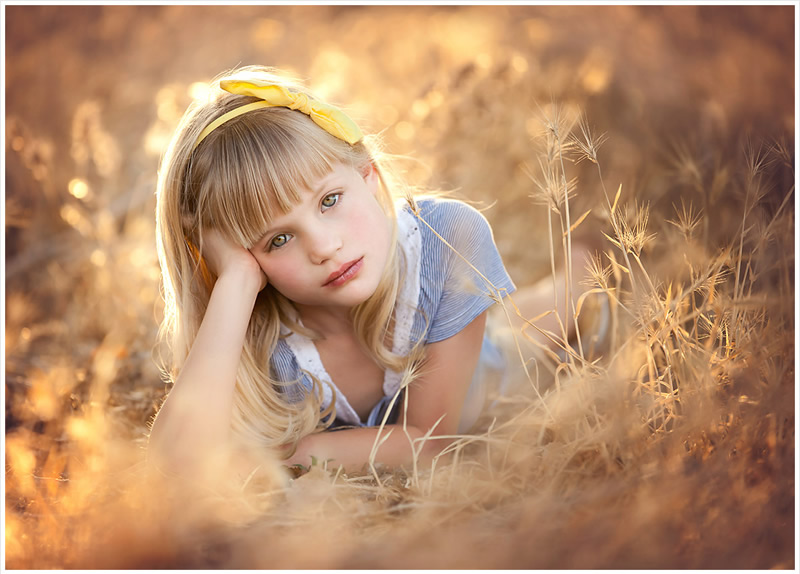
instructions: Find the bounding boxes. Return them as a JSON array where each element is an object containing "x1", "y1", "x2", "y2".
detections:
[
  {"x1": 269, "y1": 233, "x2": 291, "y2": 250},
  {"x1": 321, "y1": 193, "x2": 340, "y2": 210}
]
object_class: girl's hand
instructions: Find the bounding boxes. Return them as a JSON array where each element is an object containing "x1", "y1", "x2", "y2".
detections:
[{"x1": 202, "y1": 228, "x2": 268, "y2": 292}]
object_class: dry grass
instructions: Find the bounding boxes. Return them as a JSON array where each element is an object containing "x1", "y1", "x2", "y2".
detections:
[{"x1": 4, "y1": 4, "x2": 796, "y2": 569}]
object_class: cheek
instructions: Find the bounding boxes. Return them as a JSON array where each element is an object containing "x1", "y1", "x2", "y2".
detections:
[
  {"x1": 351, "y1": 203, "x2": 391, "y2": 245},
  {"x1": 254, "y1": 254, "x2": 305, "y2": 293}
]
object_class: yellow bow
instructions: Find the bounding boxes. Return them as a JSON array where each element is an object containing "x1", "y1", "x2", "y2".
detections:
[{"x1": 193, "y1": 79, "x2": 363, "y2": 150}]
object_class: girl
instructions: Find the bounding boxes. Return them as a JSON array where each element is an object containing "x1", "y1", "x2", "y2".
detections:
[{"x1": 148, "y1": 65, "x2": 594, "y2": 478}]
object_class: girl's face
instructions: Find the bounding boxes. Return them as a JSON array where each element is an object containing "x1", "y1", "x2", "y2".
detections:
[{"x1": 249, "y1": 162, "x2": 393, "y2": 311}]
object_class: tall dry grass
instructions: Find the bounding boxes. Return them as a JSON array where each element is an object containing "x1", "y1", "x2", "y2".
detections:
[{"x1": 4, "y1": 4, "x2": 795, "y2": 569}]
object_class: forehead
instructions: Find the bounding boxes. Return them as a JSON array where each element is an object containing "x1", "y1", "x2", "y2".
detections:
[
  {"x1": 283, "y1": 162, "x2": 362, "y2": 202},
  {"x1": 302, "y1": 163, "x2": 358, "y2": 192}
]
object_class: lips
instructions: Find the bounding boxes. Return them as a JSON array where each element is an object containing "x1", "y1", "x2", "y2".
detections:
[{"x1": 323, "y1": 257, "x2": 363, "y2": 287}]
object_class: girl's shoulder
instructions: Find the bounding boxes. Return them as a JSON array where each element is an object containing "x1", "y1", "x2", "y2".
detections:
[
  {"x1": 406, "y1": 196, "x2": 495, "y2": 244},
  {"x1": 410, "y1": 195, "x2": 486, "y2": 220},
  {"x1": 409, "y1": 197, "x2": 494, "y2": 254}
]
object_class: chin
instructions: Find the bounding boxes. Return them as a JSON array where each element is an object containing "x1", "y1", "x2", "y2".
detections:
[
  {"x1": 341, "y1": 273, "x2": 384, "y2": 307},
  {"x1": 344, "y1": 283, "x2": 381, "y2": 307}
]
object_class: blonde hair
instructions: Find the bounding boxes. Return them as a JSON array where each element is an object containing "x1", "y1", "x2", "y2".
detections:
[{"x1": 155, "y1": 65, "x2": 414, "y2": 452}]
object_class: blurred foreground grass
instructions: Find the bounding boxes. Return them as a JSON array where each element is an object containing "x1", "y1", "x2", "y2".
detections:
[{"x1": 4, "y1": 4, "x2": 796, "y2": 569}]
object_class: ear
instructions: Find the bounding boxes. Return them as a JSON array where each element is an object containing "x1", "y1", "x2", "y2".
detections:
[{"x1": 361, "y1": 162, "x2": 379, "y2": 195}]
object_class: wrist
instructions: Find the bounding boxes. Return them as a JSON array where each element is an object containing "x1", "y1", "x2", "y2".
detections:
[{"x1": 216, "y1": 263, "x2": 264, "y2": 295}]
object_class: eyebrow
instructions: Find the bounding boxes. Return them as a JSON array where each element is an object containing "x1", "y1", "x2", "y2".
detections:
[{"x1": 312, "y1": 173, "x2": 339, "y2": 196}]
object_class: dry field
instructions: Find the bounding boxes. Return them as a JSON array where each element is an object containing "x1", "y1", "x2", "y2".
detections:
[{"x1": 4, "y1": 4, "x2": 796, "y2": 569}]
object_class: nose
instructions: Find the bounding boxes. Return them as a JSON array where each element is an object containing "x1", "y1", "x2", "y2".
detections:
[{"x1": 307, "y1": 226, "x2": 342, "y2": 264}]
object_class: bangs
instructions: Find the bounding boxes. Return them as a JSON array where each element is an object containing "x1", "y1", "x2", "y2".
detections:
[{"x1": 192, "y1": 107, "x2": 363, "y2": 249}]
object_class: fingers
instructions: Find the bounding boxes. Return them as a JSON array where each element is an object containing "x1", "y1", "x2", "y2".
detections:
[
  {"x1": 200, "y1": 228, "x2": 267, "y2": 291},
  {"x1": 247, "y1": 248, "x2": 270, "y2": 291}
]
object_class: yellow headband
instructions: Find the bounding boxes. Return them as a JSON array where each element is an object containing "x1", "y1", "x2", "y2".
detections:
[{"x1": 193, "y1": 79, "x2": 363, "y2": 150}]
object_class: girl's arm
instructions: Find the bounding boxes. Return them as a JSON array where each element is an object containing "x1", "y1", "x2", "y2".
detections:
[
  {"x1": 147, "y1": 231, "x2": 266, "y2": 476},
  {"x1": 287, "y1": 311, "x2": 487, "y2": 473}
]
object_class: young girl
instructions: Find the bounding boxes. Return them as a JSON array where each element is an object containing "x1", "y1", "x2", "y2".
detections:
[{"x1": 148, "y1": 65, "x2": 595, "y2": 478}]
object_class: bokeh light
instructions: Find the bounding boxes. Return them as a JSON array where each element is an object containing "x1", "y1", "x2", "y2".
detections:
[
  {"x1": 4, "y1": 4, "x2": 795, "y2": 570},
  {"x1": 68, "y1": 178, "x2": 90, "y2": 200}
]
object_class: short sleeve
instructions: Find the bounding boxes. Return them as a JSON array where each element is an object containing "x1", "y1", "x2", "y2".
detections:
[{"x1": 412, "y1": 198, "x2": 516, "y2": 344}]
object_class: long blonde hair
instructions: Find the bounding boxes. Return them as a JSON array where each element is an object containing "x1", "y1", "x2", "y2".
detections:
[{"x1": 155, "y1": 66, "x2": 412, "y2": 451}]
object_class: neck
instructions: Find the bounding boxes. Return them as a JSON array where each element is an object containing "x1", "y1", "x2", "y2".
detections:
[{"x1": 295, "y1": 304, "x2": 353, "y2": 338}]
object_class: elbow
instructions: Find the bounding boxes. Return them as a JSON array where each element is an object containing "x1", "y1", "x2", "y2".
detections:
[
  {"x1": 418, "y1": 435, "x2": 455, "y2": 463},
  {"x1": 145, "y1": 424, "x2": 214, "y2": 480},
  {"x1": 403, "y1": 413, "x2": 462, "y2": 465},
  {"x1": 145, "y1": 436, "x2": 237, "y2": 485},
  {"x1": 145, "y1": 432, "x2": 189, "y2": 478},
  {"x1": 146, "y1": 418, "x2": 186, "y2": 476},
  {"x1": 418, "y1": 439, "x2": 441, "y2": 464},
  {"x1": 409, "y1": 424, "x2": 458, "y2": 465}
]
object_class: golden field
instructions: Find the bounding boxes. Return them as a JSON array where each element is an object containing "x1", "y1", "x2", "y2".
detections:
[{"x1": 4, "y1": 4, "x2": 796, "y2": 569}]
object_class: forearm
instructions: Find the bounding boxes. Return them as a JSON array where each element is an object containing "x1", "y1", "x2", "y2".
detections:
[
  {"x1": 148, "y1": 269, "x2": 261, "y2": 472},
  {"x1": 288, "y1": 424, "x2": 451, "y2": 474}
]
